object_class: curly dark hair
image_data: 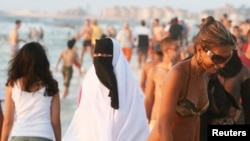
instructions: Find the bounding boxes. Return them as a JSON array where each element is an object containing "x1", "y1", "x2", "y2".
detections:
[{"x1": 6, "y1": 42, "x2": 59, "y2": 96}]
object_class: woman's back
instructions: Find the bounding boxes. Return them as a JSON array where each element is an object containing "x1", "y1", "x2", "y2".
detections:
[{"x1": 11, "y1": 80, "x2": 54, "y2": 139}]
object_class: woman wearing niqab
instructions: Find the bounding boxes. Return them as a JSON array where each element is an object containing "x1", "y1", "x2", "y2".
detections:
[{"x1": 63, "y1": 38, "x2": 149, "y2": 141}]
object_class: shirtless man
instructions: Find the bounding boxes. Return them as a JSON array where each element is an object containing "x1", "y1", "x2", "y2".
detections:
[
  {"x1": 9, "y1": 20, "x2": 24, "y2": 58},
  {"x1": 152, "y1": 19, "x2": 165, "y2": 48},
  {"x1": 144, "y1": 37, "x2": 180, "y2": 140},
  {"x1": 140, "y1": 46, "x2": 163, "y2": 93},
  {"x1": 76, "y1": 19, "x2": 93, "y2": 69},
  {"x1": 55, "y1": 38, "x2": 81, "y2": 98},
  {"x1": 148, "y1": 18, "x2": 165, "y2": 60}
]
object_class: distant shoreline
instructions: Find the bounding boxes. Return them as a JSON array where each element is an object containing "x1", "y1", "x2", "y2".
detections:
[
  {"x1": 0, "y1": 14, "x2": 137, "y2": 23},
  {"x1": 1, "y1": 4, "x2": 249, "y2": 23}
]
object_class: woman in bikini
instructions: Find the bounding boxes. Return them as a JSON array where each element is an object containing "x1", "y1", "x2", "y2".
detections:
[{"x1": 157, "y1": 16, "x2": 236, "y2": 141}]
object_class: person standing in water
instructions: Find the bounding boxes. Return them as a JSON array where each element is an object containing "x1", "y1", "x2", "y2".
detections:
[
  {"x1": 9, "y1": 20, "x2": 25, "y2": 58},
  {"x1": 55, "y1": 38, "x2": 81, "y2": 98}
]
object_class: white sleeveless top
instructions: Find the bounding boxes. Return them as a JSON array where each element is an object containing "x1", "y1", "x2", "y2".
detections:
[{"x1": 11, "y1": 81, "x2": 54, "y2": 140}]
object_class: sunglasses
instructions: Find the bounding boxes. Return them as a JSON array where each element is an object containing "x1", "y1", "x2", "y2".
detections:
[{"x1": 203, "y1": 47, "x2": 233, "y2": 64}]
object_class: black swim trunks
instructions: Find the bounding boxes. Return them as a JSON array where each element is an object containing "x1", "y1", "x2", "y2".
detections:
[
  {"x1": 83, "y1": 39, "x2": 92, "y2": 48},
  {"x1": 137, "y1": 35, "x2": 149, "y2": 53}
]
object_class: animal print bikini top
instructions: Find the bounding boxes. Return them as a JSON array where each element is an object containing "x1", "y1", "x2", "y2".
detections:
[{"x1": 176, "y1": 60, "x2": 209, "y2": 116}]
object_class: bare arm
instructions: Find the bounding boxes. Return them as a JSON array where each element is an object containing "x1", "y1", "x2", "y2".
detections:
[
  {"x1": 129, "y1": 30, "x2": 133, "y2": 41},
  {"x1": 140, "y1": 66, "x2": 147, "y2": 92},
  {"x1": 158, "y1": 68, "x2": 182, "y2": 141},
  {"x1": 1, "y1": 85, "x2": 15, "y2": 141},
  {"x1": 160, "y1": 27, "x2": 166, "y2": 39},
  {"x1": 51, "y1": 92, "x2": 61, "y2": 141},
  {"x1": 144, "y1": 67, "x2": 156, "y2": 122},
  {"x1": 74, "y1": 27, "x2": 85, "y2": 40},
  {"x1": 0, "y1": 102, "x2": 3, "y2": 138}
]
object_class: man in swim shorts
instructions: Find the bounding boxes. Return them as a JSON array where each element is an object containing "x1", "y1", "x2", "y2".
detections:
[{"x1": 55, "y1": 38, "x2": 80, "y2": 98}]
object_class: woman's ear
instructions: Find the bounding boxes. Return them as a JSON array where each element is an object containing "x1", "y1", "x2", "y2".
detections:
[{"x1": 196, "y1": 45, "x2": 203, "y2": 53}]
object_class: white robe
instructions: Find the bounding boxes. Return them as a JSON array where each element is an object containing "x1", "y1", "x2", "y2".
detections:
[{"x1": 63, "y1": 38, "x2": 149, "y2": 141}]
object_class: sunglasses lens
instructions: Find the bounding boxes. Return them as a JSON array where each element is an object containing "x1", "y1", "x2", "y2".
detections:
[{"x1": 211, "y1": 55, "x2": 227, "y2": 64}]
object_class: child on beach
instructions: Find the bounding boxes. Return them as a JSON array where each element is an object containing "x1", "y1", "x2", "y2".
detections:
[
  {"x1": 1, "y1": 42, "x2": 61, "y2": 141},
  {"x1": 55, "y1": 38, "x2": 81, "y2": 98}
]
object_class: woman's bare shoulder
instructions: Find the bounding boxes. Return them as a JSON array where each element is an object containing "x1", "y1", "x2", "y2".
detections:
[{"x1": 170, "y1": 59, "x2": 190, "y2": 75}]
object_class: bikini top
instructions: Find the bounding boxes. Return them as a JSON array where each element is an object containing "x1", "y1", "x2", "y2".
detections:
[{"x1": 176, "y1": 60, "x2": 209, "y2": 117}]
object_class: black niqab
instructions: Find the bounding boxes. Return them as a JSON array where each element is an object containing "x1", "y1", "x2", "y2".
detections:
[{"x1": 93, "y1": 38, "x2": 119, "y2": 109}]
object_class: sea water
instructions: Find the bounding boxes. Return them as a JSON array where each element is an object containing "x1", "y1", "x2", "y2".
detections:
[
  {"x1": 0, "y1": 15, "x2": 199, "y2": 136},
  {"x1": 0, "y1": 15, "x2": 142, "y2": 135}
]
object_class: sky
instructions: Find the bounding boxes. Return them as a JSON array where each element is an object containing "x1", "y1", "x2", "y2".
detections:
[{"x1": 1, "y1": 0, "x2": 250, "y2": 14}]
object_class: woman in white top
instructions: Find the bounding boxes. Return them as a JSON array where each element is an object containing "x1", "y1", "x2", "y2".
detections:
[
  {"x1": 1, "y1": 42, "x2": 61, "y2": 141},
  {"x1": 116, "y1": 23, "x2": 134, "y2": 62}
]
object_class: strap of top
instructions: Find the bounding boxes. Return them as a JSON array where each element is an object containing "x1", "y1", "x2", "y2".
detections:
[
  {"x1": 14, "y1": 80, "x2": 21, "y2": 89},
  {"x1": 183, "y1": 59, "x2": 192, "y2": 98}
]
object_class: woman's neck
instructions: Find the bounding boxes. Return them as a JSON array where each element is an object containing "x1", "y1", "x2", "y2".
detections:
[{"x1": 191, "y1": 55, "x2": 206, "y2": 76}]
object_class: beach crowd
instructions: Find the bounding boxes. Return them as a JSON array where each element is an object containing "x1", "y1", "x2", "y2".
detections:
[{"x1": 0, "y1": 13, "x2": 250, "y2": 141}]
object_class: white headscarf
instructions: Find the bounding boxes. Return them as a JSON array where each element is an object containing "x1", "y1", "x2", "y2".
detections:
[{"x1": 63, "y1": 38, "x2": 149, "y2": 141}]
